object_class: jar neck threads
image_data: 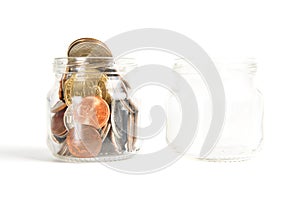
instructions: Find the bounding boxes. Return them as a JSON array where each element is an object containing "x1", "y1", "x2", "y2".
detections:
[
  {"x1": 53, "y1": 57, "x2": 114, "y2": 75},
  {"x1": 174, "y1": 57, "x2": 257, "y2": 77}
]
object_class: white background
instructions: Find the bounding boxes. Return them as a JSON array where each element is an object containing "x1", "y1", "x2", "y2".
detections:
[{"x1": 0, "y1": 0, "x2": 299, "y2": 199}]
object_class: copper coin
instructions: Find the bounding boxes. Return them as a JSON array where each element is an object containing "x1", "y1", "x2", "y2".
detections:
[
  {"x1": 58, "y1": 79, "x2": 64, "y2": 101},
  {"x1": 51, "y1": 108, "x2": 67, "y2": 137},
  {"x1": 51, "y1": 100, "x2": 67, "y2": 113},
  {"x1": 73, "y1": 96, "x2": 110, "y2": 129},
  {"x1": 57, "y1": 142, "x2": 70, "y2": 156},
  {"x1": 66, "y1": 124, "x2": 102, "y2": 158}
]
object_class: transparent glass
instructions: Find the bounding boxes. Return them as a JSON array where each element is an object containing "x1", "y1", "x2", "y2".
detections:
[
  {"x1": 167, "y1": 58, "x2": 263, "y2": 161},
  {"x1": 47, "y1": 57, "x2": 139, "y2": 162}
]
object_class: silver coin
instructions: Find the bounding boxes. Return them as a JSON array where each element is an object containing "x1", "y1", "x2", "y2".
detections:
[
  {"x1": 100, "y1": 123, "x2": 111, "y2": 141},
  {"x1": 63, "y1": 106, "x2": 74, "y2": 131},
  {"x1": 68, "y1": 38, "x2": 112, "y2": 57}
]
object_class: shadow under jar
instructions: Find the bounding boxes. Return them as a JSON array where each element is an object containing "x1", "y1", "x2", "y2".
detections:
[{"x1": 47, "y1": 57, "x2": 138, "y2": 162}]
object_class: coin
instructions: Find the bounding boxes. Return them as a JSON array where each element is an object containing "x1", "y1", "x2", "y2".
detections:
[
  {"x1": 51, "y1": 108, "x2": 68, "y2": 137},
  {"x1": 73, "y1": 77, "x2": 102, "y2": 98},
  {"x1": 111, "y1": 99, "x2": 138, "y2": 152},
  {"x1": 129, "y1": 99, "x2": 139, "y2": 149},
  {"x1": 99, "y1": 73, "x2": 108, "y2": 83},
  {"x1": 51, "y1": 133, "x2": 66, "y2": 144},
  {"x1": 58, "y1": 79, "x2": 64, "y2": 101},
  {"x1": 62, "y1": 38, "x2": 112, "y2": 106},
  {"x1": 100, "y1": 123, "x2": 111, "y2": 141},
  {"x1": 98, "y1": 75, "x2": 112, "y2": 104},
  {"x1": 100, "y1": 128, "x2": 121, "y2": 154},
  {"x1": 66, "y1": 124, "x2": 102, "y2": 158},
  {"x1": 63, "y1": 106, "x2": 74, "y2": 131},
  {"x1": 64, "y1": 73, "x2": 76, "y2": 106},
  {"x1": 57, "y1": 142, "x2": 70, "y2": 156},
  {"x1": 105, "y1": 68, "x2": 131, "y2": 89},
  {"x1": 68, "y1": 38, "x2": 112, "y2": 57},
  {"x1": 73, "y1": 96, "x2": 110, "y2": 129},
  {"x1": 68, "y1": 38, "x2": 104, "y2": 54},
  {"x1": 65, "y1": 73, "x2": 111, "y2": 105},
  {"x1": 51, "y1": 100, "x2": 67, "y2": 113}
]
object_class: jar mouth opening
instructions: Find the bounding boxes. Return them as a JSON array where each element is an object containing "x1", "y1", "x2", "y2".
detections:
[
  {"x1": 54, "y1": 57, "x2": 114, "y2": 64},
  {"x1": 55, "y1": 56, "x2": 114, "y2": 60},
  {"x1": 175, "y1": 57, "x2": 256, "y2": 64},
  {"x1": 174, "y1": 57, "x2": 257, "y2": 75}
]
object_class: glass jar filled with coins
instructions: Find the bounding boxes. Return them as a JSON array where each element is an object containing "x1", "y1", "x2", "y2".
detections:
[{"x1": 47, "y1": 38, "x2": 138, "y2": 161}]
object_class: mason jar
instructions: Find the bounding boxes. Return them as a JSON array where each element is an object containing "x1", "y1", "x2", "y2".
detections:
[
  {"x1": 166, "y1": 58, "x2": 263, "y2": 161},
  {"x1": 47, "y1": 57, "x2": 138, "y2": 162}
]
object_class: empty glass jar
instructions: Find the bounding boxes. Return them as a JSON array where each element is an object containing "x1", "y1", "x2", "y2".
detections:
[
  {"x1": 47, "y1": 57, "x2": 138, "y2": 161},
  {"x1": 167, "y1": 58, "x2": 263, "y2": 161}
]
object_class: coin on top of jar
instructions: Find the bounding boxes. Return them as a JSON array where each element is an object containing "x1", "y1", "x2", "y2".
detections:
[{"x1": 68, "y1": 38, "x2": 112, "y2": 57}]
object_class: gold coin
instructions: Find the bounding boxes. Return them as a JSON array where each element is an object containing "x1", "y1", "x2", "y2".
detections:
[
  {"x1": 63, "y1": 71, "x2": 112, "y2": 107},
  {"x1": 70, "y1": 73, "x2": 111, "y2": 105},
  {"x1": 64, "y1": 74, "x2": 75, "y2": 106},
  {"x1": 98, "y1": 73, "x2": 112, "y2": 104},
  {"x1": 72, "y1": 76, "x2": 102, "y2": 99},
  {"x1": 100, "y1": 73, "x2": 108, "y2": 83},
  {"x1": 68, "y1": 38, "x2": 112, "y2": 57}
]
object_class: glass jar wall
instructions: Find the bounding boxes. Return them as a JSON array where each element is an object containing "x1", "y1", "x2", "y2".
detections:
[
  {"x1": 47, "y1": 57, "x2": 138, "y2": 162},
  {"x1": 167, "y1": 58, "x2": 263, "y2": 161}
]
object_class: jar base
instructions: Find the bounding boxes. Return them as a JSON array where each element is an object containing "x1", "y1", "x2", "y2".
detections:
[
  {"x1": 189, "y1": 145, "x2": 262, "y2": 162},
  {"x1": 51, "y1": 151, "x2": 137, "y2": 162}
]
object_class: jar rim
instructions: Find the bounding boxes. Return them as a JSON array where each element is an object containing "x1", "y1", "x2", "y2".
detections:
[
  {"x1": 174, "y1": 57, "x2": 257, "y2": 75},
  {"x1": 53, "y1": 57, "x2": 137, "y2": 74},
  {"x1": 54, "y1": 57, "x2": 114, "y2": 64},
  {"x1": 175, "y1": 57, "x2": 256, "y2": 64}
]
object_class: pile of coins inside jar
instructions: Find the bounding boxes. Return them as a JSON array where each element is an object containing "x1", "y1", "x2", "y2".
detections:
[{"x1": 49, "y1": 38, "x2": 138, "y2": 159}]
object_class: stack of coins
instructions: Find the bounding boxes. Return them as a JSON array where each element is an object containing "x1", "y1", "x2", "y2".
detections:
[
  {"x1": 51, "y1": 38, "x2": 111, "y2": 158},
  {"x1": 50, "y1": 38, "x2": 138, "y2": 159}
]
